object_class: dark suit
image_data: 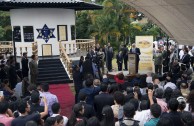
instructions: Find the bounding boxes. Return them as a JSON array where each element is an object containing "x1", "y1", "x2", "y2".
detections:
[
  {"x1": 181, "y1": 54, "x2": 190, "y2": 68},
  {"x1": 94, "y1": 93, "x2": 114, "y2": 121},
  {"x1": 21, "y1": 57, "x2": 29, "y2": 78},
  {"x1": 8, "y1": 64, "x2": 18, "y2": 89},
  {"x1": 116, "y1": 53, "x2": 123, "y2": 71},
  {"x1": 122, "y1": 47, "x2": 129, "y2": 70},
  {"x1": 79, "y1": 101, "x2": 95, "y2": 119},
  {"x1": 29, "y1": 60, "x2": 38, "y2": 85},
  {"x1": 79, "y1": 86, "x2": 101, "y2": 105},
  {"x1": 130, "y1": 48, "x2": 141, "y2": 73}
]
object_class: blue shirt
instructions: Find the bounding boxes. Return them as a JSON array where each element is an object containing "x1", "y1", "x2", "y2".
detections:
[{"x1": 144, "y1": 118, "x2": 159, "y2": 126}]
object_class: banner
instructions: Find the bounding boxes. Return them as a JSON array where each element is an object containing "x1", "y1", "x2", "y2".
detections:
[{"x1": 136, "y1": 36, "x2": 153, "y2": 74}]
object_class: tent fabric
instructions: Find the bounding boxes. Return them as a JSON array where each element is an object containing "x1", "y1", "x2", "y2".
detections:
[{"x1": 121, "y1": 0, "x2": 194, "y2": 45}]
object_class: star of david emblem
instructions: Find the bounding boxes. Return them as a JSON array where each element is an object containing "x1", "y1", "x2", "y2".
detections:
[{"x1": 36, "y1": 24, "x2": 55, "y2": 43}]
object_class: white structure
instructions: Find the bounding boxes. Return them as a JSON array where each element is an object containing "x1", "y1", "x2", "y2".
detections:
[{"x1": 0, "y1": 0, "x2": 102, "y2": 57}]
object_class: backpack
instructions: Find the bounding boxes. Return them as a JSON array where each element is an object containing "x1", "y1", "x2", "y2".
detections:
[{"x1": 119, "y1": 119, "x2": 140, "y2": 126}]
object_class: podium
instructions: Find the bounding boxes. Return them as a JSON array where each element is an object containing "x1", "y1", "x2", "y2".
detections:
[{"x1": 128, "y1": 53, "x2": 137, "y2": 74}]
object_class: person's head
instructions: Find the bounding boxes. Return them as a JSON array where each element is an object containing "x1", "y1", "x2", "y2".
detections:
[
  {"x1": 100, "y1": 84, "x2": 108, "y2": 92},
  {"x1": 108, "y1": 43, "x2": 110, "y2": 46},
  {"x1": 140, "y1": 100, "x2": 149, "y2": 110},
  {"x1": 129, "y1": 98, "x2": 139, "y2": 111},
  {"x1": 27, "y1": 84, "x2": 37, "y2": 93},
  {"x1": 168, "y1": 98, "x2": 179, "y2": 112},
  {"x1": 86, "y1": 117, "x2": 100, "y2": 126},
  {"x1": 180, "y1": 82, "x2": 188, "y2": 89},
  {"x1": 52, "y1": 103, "x2": 61, "y2": 114},
  {"x1": 78, "y1": 92, "x2": 87, "y2": 102},
  {"x1": 170, "y1": 89, "x2": 182, "y2": 99},
  {"x1": 17, "y1": 100, "x2": 30, "y2": 114},
  {"x1": 101, "y1": 105, "x2": 114, "y2": 123},
  {"x1": 85, "y1": 78, "x2": 93, "y2": 87},
  {"x1": 23, "y1": 52, "x2": 27, "y2": 57},
  {"x1": 113, "y1": 91, "x2": 125, "y2": 105},
  {"x1": 156, "y1": 117, "x2": 173, "y2": 126},
  {"x1": 132, "y1": 43, "x2": 136, "y2": 48},
  {"x1": 80, "y1": 56, "x2": 84, "y2": 61},
  {"x1": 31, "y1": 91, "x2": 40, "y2": 104},
  {"x1": 41, "y1": 83, "x2": 49, "y2": 92},
  {"x1": 164, "y1": 87, "x2": 173, "y2": 102},
  {"x1": 73, "y1": 103, "x2": 84, "y2": 116},
  {"x1": 25, "y1": 121, "x2": 38, "y2": 126},
  {"x1": 31, "y1": 55, "x2": 37, "y2": 60},
  {"x1": 166, "y1": 76, "x2": 171, "y2": 82},
  {"x1": 117, "y1": 73, "x2": 124, "y2": 80},
  {"x1": 108, "y1": 84, "x2": 119, "y2": 94},
  {"x1": 184, "y1": 48, "x2": 189, "y2": 54},
  {"x1": 56, "y1": 115, "x2": 64, "y2": 126},
  {"x1": 177, "y1": 96, "x2": 186, "y2": 111},
  {"x1": 0, "y1": 101, "x2": 9, "y2": 114},
  {"x1": 150, "y1": 104, "x2": 161, "y2": 118},
  {"x1": 123, "y1": 102, "x2": 135, "y2": 118},
  {"x1": 2, "y1": 79, "x2": 9, "y2": 87},
  {"x1": 93, "y1": 79, "x2": 101, "y2": 87},
  {"x1": 181, "y1": 111, "x2": 193, "y2": 126},
  {"x1": 99, "y1": 48, "x2": 103, "y2": 52},
  {"x1": 44, "y1": 117, "x2": 57, "y2": 126},
  {"x1": 154, "y1": 88, "x2": 164, "y2": 99}
]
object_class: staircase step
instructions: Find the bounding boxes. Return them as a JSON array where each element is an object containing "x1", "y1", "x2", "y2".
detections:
[
  {"x1": 38, "y1": 79, "x2": 73, "y2": 84},
  {"x1": 37, "y1": 58, "x2": 71, "y2": 84},
  {"x1": 38, "y1": 73, "x2": 68, "y2": 78},
  {"x1": 38, "y1": 69, "x2": 67, "y2": 74},
  {"x1": 37, "y1": 75, "x2": 69, "y2": 81}
]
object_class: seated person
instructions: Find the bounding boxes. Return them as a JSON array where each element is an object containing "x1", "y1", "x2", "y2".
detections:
[
  {"x1": 114, "y1": 72, "x2": 124, "y2": 84},
  {"x1": 0, "y1": 79, "x2": 14, "y2": 96}
]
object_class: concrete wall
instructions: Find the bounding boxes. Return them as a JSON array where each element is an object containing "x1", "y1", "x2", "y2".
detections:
[{"x1": 10, "y1": 8, "x2": 76, "y2": 56}]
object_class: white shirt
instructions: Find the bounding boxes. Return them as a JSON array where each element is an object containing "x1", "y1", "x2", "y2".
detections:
[
  {"x1": 164, "y1": 82, "x2": 177, "y2": 90},
  {"x1": 134, "y1": 110, "x2": 151, "y2": 126},
  {"x1": 51, "y1": 114, "x2": 68, "y2": 126},
  {"x1": 146, "y1": 77, "x2": 153, "y2": 84},
  {"x1": 188, "y1": 50, "x2": 193, "y2": 57},
  {"x1": 179, "y1": 50, "x2": 184, "y2": 59},
  {"x1": 14, "y1": 82, "x2": 22, "y2": 97}
]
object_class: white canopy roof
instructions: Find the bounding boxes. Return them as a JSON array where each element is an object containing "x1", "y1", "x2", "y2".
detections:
[{"x1": 121, "y1": 0, "x2": 194, "y2": 45}]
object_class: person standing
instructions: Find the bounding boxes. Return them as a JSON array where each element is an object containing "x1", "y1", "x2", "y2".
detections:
[
  {"x1": 106, "y1": 43, "x2": 114, "y2": 72},
  {"x1": 116, "y1": 51, "x2": 123, "y2": 71},
  {"x1": 181, "y1": 48, "x2": 190, "y2": 69},
  {"x1": 29, "y1": 55, "x2": 38, "y2": 85},
  {"x1": 8, "y1": 58, "x2": 18, "y2": 89},
  {"x1": 130, "y1": 43, "x2": 141, "y2": 73},
  {"x1": 154, "y1": 49, "x2": 163, "y2": 75},
  {"x1": 21, "y1": 52, "x2": 29, "y2": 78},
  {"x1": 122, "y1": 45, "x2": 129, "y2": 70}
]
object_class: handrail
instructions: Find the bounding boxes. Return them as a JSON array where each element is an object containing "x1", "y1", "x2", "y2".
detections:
[{"x1": 59, "y1": 41, "x2": 73, "y2": 79}]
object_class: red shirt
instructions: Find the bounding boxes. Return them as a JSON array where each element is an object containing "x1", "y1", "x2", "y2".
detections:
[{"x1": 114, "y1": 75, "x2": 124, "y2": 84}]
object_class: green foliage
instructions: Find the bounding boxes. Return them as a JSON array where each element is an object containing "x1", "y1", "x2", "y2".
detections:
[
  {"x1": 0, "y1": 11, "x2": 11, "y2": 41},
  {"x1": 76, "y1": 0, "x2": 164, "y2": 51}
]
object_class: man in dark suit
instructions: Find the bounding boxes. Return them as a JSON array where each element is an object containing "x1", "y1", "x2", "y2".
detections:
[
  {"x1": 78, "y1": 92, "x2": 96, "y2": 119},
  {"x1": 122, "y1": 45, "x2": 129, "y2": 70},
  {"x1": 94, "y1": 84, "x2": 114, "y2": 121},
  {"x1": 29, "y1": 55, "x2": 38, "y2": 85},
  {"x1": 21, "y1": 52, "x2": 29, "y2": 78},
  {"x1": 79, "y1": 78, "x2": 101, "y2": 105},
  {"x1": 8, "y1": 58, "x2": 18, "y2": 89},
  {"x1": 181, "y1": 48, "x2": 190, "y2": 69},
  {"x1": 130, "y1": 43, "x2": 141, "y2": 73},
  {"x1": 116, "y1": 51, "x2": 123, "y2": 71},
  {"x1": 106, "y1": 43, "x2": 114, "y2": 72}
]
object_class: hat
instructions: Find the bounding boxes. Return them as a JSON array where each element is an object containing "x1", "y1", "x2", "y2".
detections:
[{"x1": 177, "y1": 96, "x2": 186, "y2": 104}]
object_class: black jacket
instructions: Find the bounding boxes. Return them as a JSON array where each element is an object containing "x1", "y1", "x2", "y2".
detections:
[
  {"x1": 94, "y1": 93, "x2": 114, "y2": 120},
  {"x1": 79, "y1": 101, "x2": 96, "y2": 119},
  {"x1": 129, "y1": 48, "x2": 141, "y2": 61}
]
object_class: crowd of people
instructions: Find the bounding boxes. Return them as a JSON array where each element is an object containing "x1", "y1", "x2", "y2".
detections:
[{"x1": 0, "y1": 42, "x2": 193, "y2": 126}]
